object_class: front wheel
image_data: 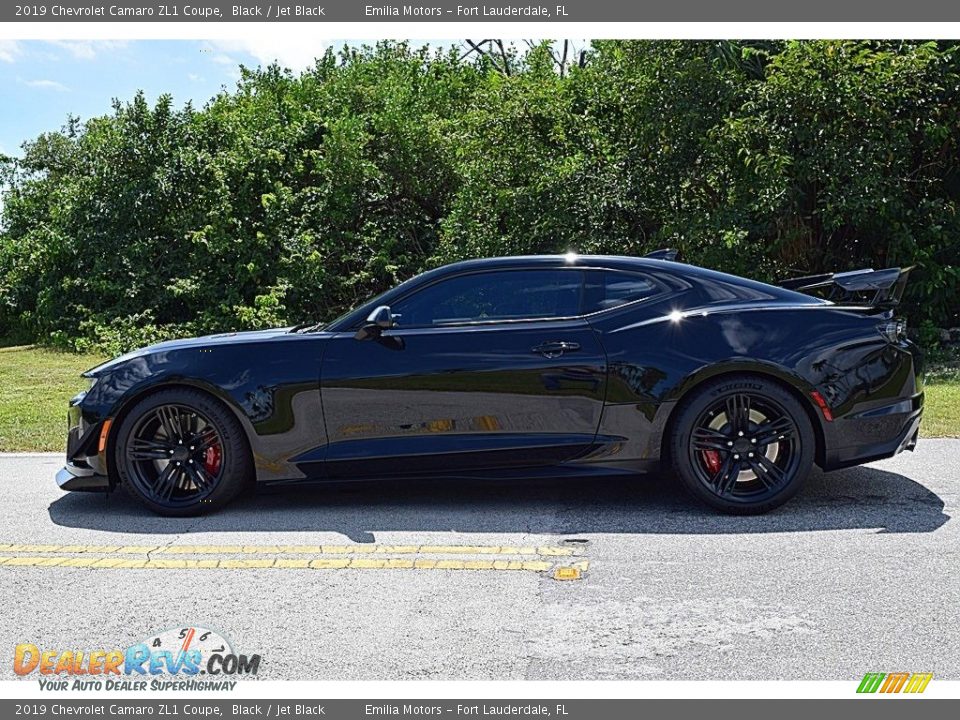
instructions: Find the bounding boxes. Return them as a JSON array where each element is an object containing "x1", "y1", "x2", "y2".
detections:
[
  {"x1": 669, "y1": 375, "x2": 815, "y2": 514},
  {"x1": 114, "y1": 388, "x2": 252, "y2": 516}
]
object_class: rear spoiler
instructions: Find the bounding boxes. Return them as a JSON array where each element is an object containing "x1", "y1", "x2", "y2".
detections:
[
  {"x1": 779, "y1": 266, "x2": 913, "y2": 309},
  {"x1": 644, "y1": 248, "x2": 679, "y2": 262}
]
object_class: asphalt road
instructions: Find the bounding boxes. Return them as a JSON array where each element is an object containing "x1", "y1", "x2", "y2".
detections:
[{"x1": 0, "y1": 442, "x2": 957, "y2": 681}]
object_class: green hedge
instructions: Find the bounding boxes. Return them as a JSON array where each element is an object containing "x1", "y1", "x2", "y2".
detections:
[{"x1": 1, "y1": 40, "x2": 958, "y2": 355}]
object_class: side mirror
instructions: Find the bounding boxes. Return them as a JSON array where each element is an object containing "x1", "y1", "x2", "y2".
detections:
[{"x1": 354, "y1": 305, "x2": 396, "y2": 340}]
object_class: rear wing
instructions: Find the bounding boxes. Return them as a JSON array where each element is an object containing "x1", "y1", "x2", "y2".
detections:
[
  {"x1": 779, "y1": 266, "x2": 912, "y2": 309},
  {"x1": 643, "y1": 248, "x2": 679, "y2": 262}
]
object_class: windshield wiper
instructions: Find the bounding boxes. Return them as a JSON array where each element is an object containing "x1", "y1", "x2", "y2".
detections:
[{"x1": 290, "y1": 321, "x2": 325, "y2": 333}]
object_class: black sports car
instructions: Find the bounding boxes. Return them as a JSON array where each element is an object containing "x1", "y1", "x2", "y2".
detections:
[{"x1": 57, "y1": 252, "x2": 923, "y2": 516}]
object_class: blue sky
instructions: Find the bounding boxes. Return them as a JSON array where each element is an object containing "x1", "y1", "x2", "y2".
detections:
[{"x1": 0, "y1": 39, "x2": 462, "y2": 158}]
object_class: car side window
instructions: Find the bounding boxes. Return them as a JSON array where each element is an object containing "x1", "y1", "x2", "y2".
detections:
[
  {"x1": 582, "y1": 270, "x2": 663, "y2": 313},
  {"x1": 393, "y1": 269, "x2": 584, "y2": 327}
]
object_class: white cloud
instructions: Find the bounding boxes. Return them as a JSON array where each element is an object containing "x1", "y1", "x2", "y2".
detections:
[
  {"x1": 49, "y1": 40, "x2": 128, "y2": 61},
  {"x1": 188, "y1": 73, "x2": 204, "y2": 83},
  {"x1": 205, "y1": 40, "x2": 324, "y2": 71},
  {"x1": 0, "y1": 40, "x2": 22, "y2": 63},
  {"x1": 19, "y1": 78, "x2": 69, "y2": 92}
]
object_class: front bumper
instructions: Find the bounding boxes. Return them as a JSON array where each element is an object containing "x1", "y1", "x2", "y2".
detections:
[
  {"x1": 56, "y1": 462, "x2": 110, "y2": 492},
  {"x1": 57, "y1": 389, "x2": 112, "y2": 493}
]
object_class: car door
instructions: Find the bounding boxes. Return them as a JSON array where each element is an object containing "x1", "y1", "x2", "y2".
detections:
[{"x1": 318, "y1": 267, "x2": 608, "y2": 478}]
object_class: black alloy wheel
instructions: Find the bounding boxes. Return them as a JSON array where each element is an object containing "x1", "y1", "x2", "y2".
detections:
[
  {"x1": 115, "y1": 388, "x2": 251, "y2": 516},
  {"x1": 670, "y1": 375, "x2": 815, "y2": 514}
]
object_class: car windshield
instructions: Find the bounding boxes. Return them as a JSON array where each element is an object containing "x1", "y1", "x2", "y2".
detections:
[{"x1": 292, "y1": 283, "x2": 397, "y2": 333}]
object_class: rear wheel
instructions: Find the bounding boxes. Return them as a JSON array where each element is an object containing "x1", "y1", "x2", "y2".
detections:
[
  {"x1": 114, "y1": 388, "x2": 251, "y2": 516},
  {"x1": 670, "y1": 375, "x2": 815, "y2": 514}
]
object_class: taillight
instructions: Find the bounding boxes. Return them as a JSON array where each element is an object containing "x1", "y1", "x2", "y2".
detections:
[{"x1": 877, "y1": 317, "x2": 907, "y2": 344}]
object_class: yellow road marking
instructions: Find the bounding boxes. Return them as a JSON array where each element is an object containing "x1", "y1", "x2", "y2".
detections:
[
  {"x1": 0, "y1": 553, "x2": 585, "y2": 575},
  {"x1": 0, "y1": 542, "x2": 581, "y2": 556},
  {"x1": 309, "y1": 559, "x2": 350, "y2": 569},
  {"x1": 57, "y1": 557, "x2": 99, "y2": 568},
  {"x1": 0, "y1": 542, "x2": 589, "y2": 579}
]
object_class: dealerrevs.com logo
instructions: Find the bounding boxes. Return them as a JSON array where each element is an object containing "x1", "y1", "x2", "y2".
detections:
[
  {"x1": 13, "y1": 626, "x2": 260, "y2": 691},
  {"x1": 857, "y1": 672, "x2": 933, "y2": 694}
]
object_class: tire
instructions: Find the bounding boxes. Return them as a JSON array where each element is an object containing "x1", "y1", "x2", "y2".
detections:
[
  {"x1": 114, "y1": 388, "x2": 252, "y2": 516},
  {"x1": 669, "y1": 374, "x2": 815, "y2": 514}
]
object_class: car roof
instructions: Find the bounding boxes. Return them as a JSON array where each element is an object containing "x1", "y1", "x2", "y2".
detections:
[
  {"x1": 327, "y1": 254, "x2": 821, "y2": 331},
  {"x1": 439, "y1": 254, "x2": 654, "y2": 271},
  {"x1": 438, "y1": 255, "x2": 811, "y2": 299}
]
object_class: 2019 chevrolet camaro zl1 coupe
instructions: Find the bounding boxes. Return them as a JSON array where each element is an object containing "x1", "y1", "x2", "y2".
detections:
[{"x1": 57, "y1": 253, "x2": 923, "y2": 516}]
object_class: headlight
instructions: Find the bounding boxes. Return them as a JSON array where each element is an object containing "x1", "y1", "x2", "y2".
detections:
[
  {"x1": 877, "y1": 318, "x2": 907, "y2": 344},
  {"x1": 70, "y1": 377, "x2": 97, "y2": 407}
]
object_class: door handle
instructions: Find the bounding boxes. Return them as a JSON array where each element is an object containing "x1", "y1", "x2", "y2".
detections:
[{"x1": 532, "y1": 341, "x2": 581, "y2": 358}]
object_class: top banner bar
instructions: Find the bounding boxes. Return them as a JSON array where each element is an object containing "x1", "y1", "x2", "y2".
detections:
[{"x1": 7, "y1": 0, "x2": 960, "y2": 22}]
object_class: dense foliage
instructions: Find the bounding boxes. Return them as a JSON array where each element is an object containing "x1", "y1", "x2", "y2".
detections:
[{"x1": 1, "y1": 40, "x2": 958, "y2": 354}]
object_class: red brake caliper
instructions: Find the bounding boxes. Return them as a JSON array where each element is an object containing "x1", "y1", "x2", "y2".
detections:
[
  {"x1": 203, "y1": 443, "x2": 222, "y2": 476},
  {"x1": 702, "y1": 450, "x2": 722, "y2": 474}
]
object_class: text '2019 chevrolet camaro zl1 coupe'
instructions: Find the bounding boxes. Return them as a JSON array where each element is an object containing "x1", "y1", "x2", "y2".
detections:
[{"x1": 57, "y1": 252, "x2": 922, "y2": 516}]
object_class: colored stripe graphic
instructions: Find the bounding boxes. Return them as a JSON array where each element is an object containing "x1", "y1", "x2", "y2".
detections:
[
  {"x1": 904, "y1": 673, "x2": 933, "y2": 694},
  {"x1": 857, "y1": 673, "x2": 886, "y2": 693},
  {"x1": 881, "y1": 672, "x2": 909, "y2": 693},
  {"x1": 857, "y1": 672, "x2": 932, "y2": 694}
]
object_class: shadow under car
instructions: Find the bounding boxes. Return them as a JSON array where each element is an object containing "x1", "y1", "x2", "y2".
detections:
[{"x1": 47, "y1": 464, "x2": 950, "y2": 541}]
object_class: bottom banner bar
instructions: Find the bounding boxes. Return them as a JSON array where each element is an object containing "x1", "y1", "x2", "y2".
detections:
[{"x1": 1, "y1": 699, "x2": 957, "y2": 720}]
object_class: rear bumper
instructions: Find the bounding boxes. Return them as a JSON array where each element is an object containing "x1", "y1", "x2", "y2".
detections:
[{"x1": 821, "y1": 392, "x2": 923, "y2": 471}]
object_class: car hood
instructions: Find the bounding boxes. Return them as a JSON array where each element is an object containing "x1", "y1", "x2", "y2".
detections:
[
  {"x1": 84, "y1": 327, "x2": 332, "y2": 377},
  {"x1": 150, "y1": 327, "x2": 298, "y2": 350}
]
